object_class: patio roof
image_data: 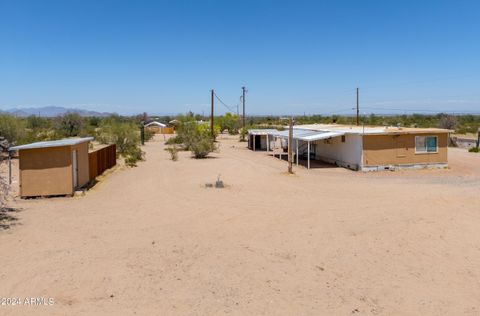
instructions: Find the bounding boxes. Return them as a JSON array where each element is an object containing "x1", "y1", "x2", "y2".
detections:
[{"x1": 268, "y1": 129, "x2": 344, "y2": 141}]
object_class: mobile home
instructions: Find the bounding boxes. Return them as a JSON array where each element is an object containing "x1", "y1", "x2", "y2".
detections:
[{"x1": 257, "y1": 124, "x2": 451, "y2": 171}]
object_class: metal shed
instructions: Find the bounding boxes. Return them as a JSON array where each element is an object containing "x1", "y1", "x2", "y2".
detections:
[{"x1": 9, "y1": 137, "x2": 93, "y2": 197}]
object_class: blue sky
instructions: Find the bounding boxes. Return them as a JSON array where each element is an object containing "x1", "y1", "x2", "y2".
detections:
[{"x1": 0, "y1": 0, "x2": 479, "y2": 115}]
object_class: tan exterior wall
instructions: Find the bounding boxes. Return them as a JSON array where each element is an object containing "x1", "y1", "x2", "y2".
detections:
[
  {"x1": 19, "y1": 146, "x2": 73, "y2": 197},
  {"x1": 18, "y1": 142, "x2": 91, "y2": 197},
  {"x1": 72, "y1": 142, "x2": 90, "y2": 188},
  {"x1": 362, "y1": 133, "x2": 448, "y2": 167}
]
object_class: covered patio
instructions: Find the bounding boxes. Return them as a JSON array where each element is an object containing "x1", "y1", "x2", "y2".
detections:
[{"x1": 268, "y1": 129, "x2": 345, "y2": 169}]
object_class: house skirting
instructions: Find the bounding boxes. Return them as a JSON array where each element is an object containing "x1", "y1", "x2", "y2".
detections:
[{"x1": 361, "y1": 162, "x2": 448, "y2": 172}]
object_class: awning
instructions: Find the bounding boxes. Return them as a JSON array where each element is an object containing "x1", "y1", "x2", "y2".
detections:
[
  {"x1": 296, "y1": 131, "x2": 345, "y2": 141},
  {"x1": 268, "y1": 130, "x2": 345, "y2": 141},
  {"x1": 268, "y1": 129, "x2": 318, "y2": 139}
]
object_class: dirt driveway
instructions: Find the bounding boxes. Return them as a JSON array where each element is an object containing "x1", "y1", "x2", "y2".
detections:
[{"x1": 1, "y1": 135, "x2": 480, "y2": 315}]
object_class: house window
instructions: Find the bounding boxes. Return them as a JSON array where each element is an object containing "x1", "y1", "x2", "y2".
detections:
[{"x1": 415, "y1": 136, "x2": 438, "y2": 153}]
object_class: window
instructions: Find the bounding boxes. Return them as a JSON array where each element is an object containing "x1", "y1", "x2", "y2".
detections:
[
  {"x1": 341, "y1": 135, "x2": 346, "y2": 143},
  {"x1": 415, "y1": 136, "x2": 438, "y2": 153}
]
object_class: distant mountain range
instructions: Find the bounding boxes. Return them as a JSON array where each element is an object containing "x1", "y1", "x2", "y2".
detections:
[{"x1": 1, "y1": 106, "x2": 112, "y2": 117}]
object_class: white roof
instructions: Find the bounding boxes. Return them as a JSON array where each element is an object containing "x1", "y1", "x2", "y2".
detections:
[
  {"x1": 294, "y1": 124, "x2": 451, "y2": 135},
  {"x1": 9, "y1": 137, "x2": 93, "y2": 151},
  {"x1": 268, "y1": 129, "x2": 345, "y2": 141},
  {"x1": 297, "y1": 131, "x2": 345, "y2": 141},
  {"x1": 145, "y1": 121, "x2": 166, "y2": 127},
  {"x1": 294, "y1": 124, "x2": 385, "y2": 135},
  {"x1": 248, "y1": 129, "x2": 278, "y2": 135}
]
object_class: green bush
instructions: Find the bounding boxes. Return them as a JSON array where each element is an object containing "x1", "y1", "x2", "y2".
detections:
[
  {"x1": 144, "y1": 129, "x2": 155, "y2": 142},
  {"x1": 172, "y1": 113, "x2": 218, "y2": 158},
  {"x1": 469, "y1": 147, "x2": 479, "y2": 153},
  {"x1": 165, "y1": 136, "x2": 183, "y2": 145},
  {"x1": 0, "y1": 114, "x2": 28, "y2": 145},
  {"x1": 54, "y1": 113, "x2": 84, "y2": 137},
  {"x1": 190, "y1": 137, "x2": 217, "y2": 158},
  {"x1": 96, "y1": 119, "x2": 144, "y2": 166}
]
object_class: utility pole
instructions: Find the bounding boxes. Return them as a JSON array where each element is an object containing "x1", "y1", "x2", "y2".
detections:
[
  {"x1": 288, "y1": 117, "x2": 294, "y2": 174},
  {"x1": 211, "y1": 89, "x2": 215, "y2": 139},
  {"x1": 242, "y1": 86, "x2": 246, "y2": 140},
  {"x1": 356, "y1": 87, "x2": 360, "y2": 126}
]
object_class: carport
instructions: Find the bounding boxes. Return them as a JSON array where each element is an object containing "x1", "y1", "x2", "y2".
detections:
[{"x1": 268, "y1": 130, "x2": 345, "y2": 169}]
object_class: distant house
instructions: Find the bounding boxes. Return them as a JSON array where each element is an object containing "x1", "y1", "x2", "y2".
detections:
[
  {"x1": 9, "y1": 138, "x2": 93, "y2": 197},
  {"x1": 144, "y1": 121, "x2": 173, "y2": 134},
  {"x1": 249, "y1": 124, "x2": 451, "y2": 171}
]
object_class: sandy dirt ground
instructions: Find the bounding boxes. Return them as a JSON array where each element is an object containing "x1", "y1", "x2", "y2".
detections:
[{"x1": 1, "y1": 134, "x2": 480, "y2": 315}]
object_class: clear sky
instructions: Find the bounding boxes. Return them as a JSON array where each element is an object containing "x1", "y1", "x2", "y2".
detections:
[{"x1": 1, "y1": 0, "x2": 479, "y2": 116}]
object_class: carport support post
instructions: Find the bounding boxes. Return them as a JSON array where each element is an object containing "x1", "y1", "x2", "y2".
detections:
[
  {"x1": 296, "y1": 140, "x2": 299, "y2": 166},
  {"x1": 307, "y1": 141, "x2": 310, "y2": 169},
  {"x1": 266, "y1": 135, "x2": 270, "y2": 151}
]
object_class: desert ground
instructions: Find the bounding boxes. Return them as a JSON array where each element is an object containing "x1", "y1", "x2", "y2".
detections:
[{"x1": 1, "y1": 134, "x2": 480, "y2": 315}]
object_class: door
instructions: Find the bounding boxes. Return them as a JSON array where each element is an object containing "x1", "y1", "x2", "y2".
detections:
[
  {"x1": 255, "y1": 135, "x2": 262, "y2": 150},
  {"x1": 72, "y1": 150, "x2": 78, "y2": 190}
]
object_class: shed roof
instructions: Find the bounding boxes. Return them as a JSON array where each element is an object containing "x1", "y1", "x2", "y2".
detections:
[
  {"x1": 248, "y1": 129, "x2": 278, "y2": 135},
  {"x1": 9, "y1": 137, "x2": 94, "y2": 151}
]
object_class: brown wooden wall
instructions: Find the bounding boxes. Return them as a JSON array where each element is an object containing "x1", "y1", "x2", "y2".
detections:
[
  {"x1": 89, "y1": 144, "x2": 116, "y2": 180},
  {"x1": 146, "y1": 126, "x2": 174, "y2": 134}
]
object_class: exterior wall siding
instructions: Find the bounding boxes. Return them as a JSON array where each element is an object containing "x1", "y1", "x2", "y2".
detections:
[
  {"x1": 19, "y1": 146, "x2": 73, "y2": 197},
  {"x1": 362, "y1": 133, "x2": 448, "y2": 168},
  {"x1": 310, "y1": 134, "x2": 363, "y2": 170}
]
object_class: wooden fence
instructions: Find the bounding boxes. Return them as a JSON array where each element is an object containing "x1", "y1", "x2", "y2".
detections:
[
  {"x1": 146, "y1": 126, "x2": 175, "y2": 134},
  {"x1": 89, "y1": 144, "x2": 116, "y2": 181}
]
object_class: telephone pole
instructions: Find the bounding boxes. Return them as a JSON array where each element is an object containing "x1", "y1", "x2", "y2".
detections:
[
  {"x1": 211, "y1": 89, "x2": 215, "y2": 138},
  {"x1": 242, "y1": 86, "x2": 246, "y2": 133},
  {"x1": 356, "y1": 87, "x2": 360, "y2": 126}
]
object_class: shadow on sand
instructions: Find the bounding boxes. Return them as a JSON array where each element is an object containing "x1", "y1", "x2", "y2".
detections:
[{"x1": 0, "y1": 207, "x2": 21, "y2": 230}]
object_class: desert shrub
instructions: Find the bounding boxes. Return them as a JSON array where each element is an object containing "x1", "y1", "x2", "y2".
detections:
[
  {"x1": 469, "y1": 147, "x2": 479, "y2": 153},
  {"x1": 0, "y1": 158, "x2": 9, "y2": 209},
  {"x1": 173, "y1": 114, "x2": 217, "y2": 158},
  {"x1": 239, "y1": 127, "x2": 248, "y2": 141},
  {"x1": 96, "y1": 119, "x2": 144, "y2": 166},
  {"x1": 124, "y1": 146, "x2": 144, "y2": 166},
  {"x1": 54, "y1": 113, "x2": 84, "y2": 137},
  {"x1": 165, "y1": 136, "x2": 183, "y2": 145},
  {"x1": 166, "y1": 146, "x2": 179, "y2": 161},
  {"x1": 190, "y1": 137, "x2": 217, "y2": 158},
  {"x1": 218, "y1": 112, "x2": 239, "y2": 135},
  {"x1": 144, "y1": 129, "x2": 155, "y2": 142},
  {"x1": 0, "y1": 114, "x2": 27, "y2": 145},
  {"x1": 438, "y1": 114, "x2": 457, "y2": 130}
]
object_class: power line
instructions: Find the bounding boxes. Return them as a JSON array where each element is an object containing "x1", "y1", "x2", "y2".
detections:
[{"x1": 213, "y1": 92, "x2": 236, "y2": 112}]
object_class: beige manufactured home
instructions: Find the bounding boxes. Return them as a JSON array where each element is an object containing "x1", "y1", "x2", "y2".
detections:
[
  {"x1": 9, "y1": 138, "x2": 93, "y2": 197},
  {"x1": 254, "y1": 124, "x2": 451, "y2": 171}
]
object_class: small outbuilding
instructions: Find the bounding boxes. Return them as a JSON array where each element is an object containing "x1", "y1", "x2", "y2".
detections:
[
  {"x1": 247, "y1": 129, "x2": 277, "y2": 151},
  {"x1": 144, "y1": 121, "x2": 174, "y2": 134},
  {"x1": 9, "y1": 137, "x2": 93, "y2": 197}
]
